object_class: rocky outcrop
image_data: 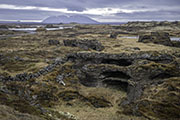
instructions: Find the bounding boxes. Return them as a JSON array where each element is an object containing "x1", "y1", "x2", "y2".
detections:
[
  {"x1": 110, "y1": 32, "x2": 119, "y2": 38},
  {"x1": 65, "y1": 50, "x2": 180, "y2": 120},
  {"x1": 138, "y1": 32, "x2": 173, "y2": 46},
  {"x1": 68, "y1": 51, "x2": 174, "y2": 65},
  {"x1": 63, "y1": 39, "x2": 104, "y2": 51},
  {"x1": 48, "y1": 40, "x2": 60, "y2": 45},
  {"x1": 67, "y1": 51, "x2": 180, "y2": 103},
  {"x1": 66, "y1": 50, "x2": 180, "y2": 119}
]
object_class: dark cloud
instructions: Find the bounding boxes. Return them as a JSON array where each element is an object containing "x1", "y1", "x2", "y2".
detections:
[
  {"x1": 115, "y1": 11, "x2": 180, "y2": 21},
  {"x1": 0, "y1": 9, "x2": 62, "y2": 20},
  {"x1": 0, "y1": 0, "x2": 180, "y2": 22},
  {"x1": 0, "y1": 0, "x2": 179, "y2": 8}
]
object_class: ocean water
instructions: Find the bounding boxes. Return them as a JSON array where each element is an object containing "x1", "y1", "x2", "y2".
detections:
[
  {"x1": 8, "y1": 26, "x2": 72, "y2": 32},
  {"x1": 170, "y1": 37, "x2": 180, "y2": 41},
  {"x1": 120, "y1": 36, "x2": 180, "y2": 41}
]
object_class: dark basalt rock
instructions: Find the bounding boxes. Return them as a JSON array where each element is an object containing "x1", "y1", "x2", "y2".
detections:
[
  {"x1": 133, "y1": 47, "x2": 141, "y2": 50},
  {"x1": 67, "y1": 51, "x2": 180, "y2": 104},
  {"x1": 109, "y1": 32, "x2": 119, "y2": 38},
  {"x1": 78, "y1": 64, "x2": 131, "y2": 87},
  {"x1": 138, "y1": 32, "x2": 173, "y2": 46},
  {"x1": 63, "y1": 39, "x2": 104, "y2": 51},
  {"x1": 48, "y1": 40, "x2": 60, "y2": 45},
  {"x1": 68, "y1": 51, "x2": 174, "y2": 65},
  {"x1": 102, "y1": 79, "x2": 129, "y2": 91},
  {"x1": 0, "y1": 57, "x2": 66, "y2": 82},
  {"x1": 14, "y1": 56, "x2": 24, "y2": 61}
]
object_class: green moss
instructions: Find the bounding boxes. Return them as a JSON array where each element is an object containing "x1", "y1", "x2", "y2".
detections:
[
  {"x1": 87, "y1": 96, "x2": 112, "y2": 108},
  {"x1": 2, "y1": 60, "x2": 36, "y2": 72},
  {"x1": 0, "y1": 92, "x2": 42, "y2": 116},
  {"x1": 58, "y1": 91, "x2": 84, "y2": 102},
  {"x1": 123, "y1": 77, "x2": 180, "y2": 119}
]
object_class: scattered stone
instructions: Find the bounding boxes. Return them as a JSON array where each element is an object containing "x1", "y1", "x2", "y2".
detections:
[
  {"x1": 56, "y1": 75, "x2": 66, "y2": 86},
  {"x1": 1, "y1": 57, "x2": 66, "y2": 82},
  {"x1": 63, "y1": 39, "x2": 104, "y2": 51},
  {"x1": 14, "y1": 73, "x2": 29, "y2": 81},
  {"x1": 58, "y1": 111, "x2": 78, "y2": 120}
]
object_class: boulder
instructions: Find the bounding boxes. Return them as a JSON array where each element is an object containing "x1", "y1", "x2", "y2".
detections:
[
  {"x1": 63, "y1": 39, "x2": 104, "y2": 51},
  {"x1": 109, "y1": 32, "x2": 119, "y2": 38},
  {"x1": 138, "y1": 32, "x2": 173, "y2": 46},
  {"x1": 48, "y1": 40, "x2": 60, "y2": 45}
]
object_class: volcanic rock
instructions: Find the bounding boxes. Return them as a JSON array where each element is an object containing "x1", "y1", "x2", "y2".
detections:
[
  {"x1": 138, "y1": 32, "x2": 173, "y2": 46},
  {"x1": 48, "y1": 40, "x2": 60, "y2": 45},
  {"x1": 67, "y1": 51, "x2": 180, "y2": 103},
  {"x1": 63, "y1": 39, "x2": 104, "y2": 51},
  {"x1": 110, "y1": 32, "x2": 119, "y2": 38}
]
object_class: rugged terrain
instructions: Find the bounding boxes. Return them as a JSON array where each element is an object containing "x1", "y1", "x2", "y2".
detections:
[{"x1": 0, "y1": 21, "x2": 180, "y2": 120}]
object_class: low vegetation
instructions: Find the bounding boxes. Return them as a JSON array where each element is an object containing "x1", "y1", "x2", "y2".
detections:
[{"x1": 0, "y1": 22, "x2": 180, "y2": 120}]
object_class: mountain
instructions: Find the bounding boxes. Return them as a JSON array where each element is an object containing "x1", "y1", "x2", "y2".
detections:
[{"x1": 42, "y1": 15, "x2": 98, "y2": 24}]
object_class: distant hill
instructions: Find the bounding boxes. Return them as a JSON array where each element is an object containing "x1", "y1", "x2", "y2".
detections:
[{"x1": 42, "y1": 15, "x2": 98, "y2": 24}]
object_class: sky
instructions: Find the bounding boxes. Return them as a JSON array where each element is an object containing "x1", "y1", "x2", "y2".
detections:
[{"x1": 0, "y1": 0, "x2": 180, "y2": 22}]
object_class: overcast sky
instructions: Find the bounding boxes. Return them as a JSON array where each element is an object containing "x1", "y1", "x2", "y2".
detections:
[{"x1": 0, "y1": 0, "x2": 180, "y2": 22}]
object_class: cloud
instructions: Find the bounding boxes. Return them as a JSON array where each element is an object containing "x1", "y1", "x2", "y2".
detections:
[
  {"x1": 0, "y1": 4, "x2": 156, "y2": 15},
  {"x1": 95, "y1": 10, "x2": 180, "y2": 22},
  {"x1": 0, "y1": 0, "x2": 180, "y2": 22}
]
